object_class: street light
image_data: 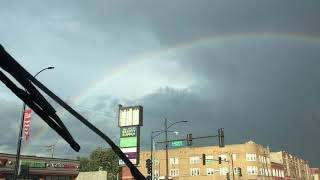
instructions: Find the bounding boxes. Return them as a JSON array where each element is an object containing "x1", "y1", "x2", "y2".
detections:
[
  {"x1": 164, "y1": 118, "x2": 187, "y2": 180},
  {"x1": 150, "y1": 130, "x2": 178, "y2": 180},
  {"x1": 13, "y1": 66, "x2": 55, "y2": 180}
]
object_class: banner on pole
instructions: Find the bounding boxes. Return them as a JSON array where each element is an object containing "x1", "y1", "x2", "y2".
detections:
[{"x1": 24, "y1": 109, "x2": 32, "y2": 142}]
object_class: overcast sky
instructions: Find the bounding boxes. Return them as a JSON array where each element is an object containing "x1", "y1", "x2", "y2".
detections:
[{"x1": 0, "y1": 1, "x2": 320, "y2": 167}]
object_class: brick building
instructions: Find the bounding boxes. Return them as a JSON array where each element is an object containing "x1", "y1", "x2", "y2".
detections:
[
  {"x1": 0, "y1": 153, "x2": 79, "y2": 180},
  {"x1": 310, "y1": 168, "x2": 319, "y2": 180},
  {"x1": 270, "y1": 151, "x2": 311, "y2": 180},
  {"x1": 136, "y1": 140, "x2": 274, "y2": 180}
]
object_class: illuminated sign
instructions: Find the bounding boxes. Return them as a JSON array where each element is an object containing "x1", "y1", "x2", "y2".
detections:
[
  {"x1": 121, "y1": 127, "x2": 137, "y2": 137},
  {"x1": 20, "y1": 160, "x2": 46, "y2": 168},
  {"x1": 120, "y1": 137, "x2": 137, "y2": 148},
  {"x1": 118, "y1": 106, "x2": 143, "y2": 127},
  {"x1": 118, "y1": 105, "x2": 142, "y2": 165}
]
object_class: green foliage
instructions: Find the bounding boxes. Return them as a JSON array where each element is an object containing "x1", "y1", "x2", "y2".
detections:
[{"x1": 79, "y1": 147, "x2": 120, "y2": 179}]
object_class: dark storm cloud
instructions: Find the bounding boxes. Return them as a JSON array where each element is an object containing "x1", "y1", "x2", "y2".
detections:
[{"x1": 134, "y1": 39, "x2": 320, "y2": 166}]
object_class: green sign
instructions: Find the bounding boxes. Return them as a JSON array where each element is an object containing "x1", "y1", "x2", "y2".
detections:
[
  {"x1": 205, "y1": 159, "x2": 214, "y2": 164},
  {"x1": 121, "y1": 127, "x2": 137, "y2": 137},
  {"x1": 20, "y1": 160, "x2": 46, "y2": 168},
  {"x1": 171, "y1": 140, "x2": 184, "y2": 147},
  {"x1": 120, "y1": 137, "x2": 137, "y2": 148}
]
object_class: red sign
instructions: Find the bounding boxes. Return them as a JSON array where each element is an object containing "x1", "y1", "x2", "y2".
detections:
[
  {"x1": 24, "y1": 109, "x2": 32, "y2": 142},
  {"x1": 63, "y1": 164, "x2": 78, "y2": 169},
  {"x1": 0, "y1": 159, "x2": 8, "y2": 166}
]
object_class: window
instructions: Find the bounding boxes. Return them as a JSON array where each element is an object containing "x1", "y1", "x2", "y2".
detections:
[
  {"x1": 170, "y1": 169, "x2": 179, "y2": 177},
  {"x1": 190, "y1": 168, "x2": 200, "y2": 176},
  {"x1": 220, "y1": 167, "x2": 228, "y2": 176},
  {"x1": 154, "y1": 170, "x2": 159, "y2": 177},
  {"x1": 190, "y1": 156, "x2": 200, "y2": 164},
  {"x1": 169, "y1": 157, "x2": 179, "y2": 165},
  {"x1": 273, "y1": 169, "x2": 276, "y2": 176},
  {"x1": 234, "y1": 168, "x2": 238, "y2": 175},
  {"x1": 247, "y1": 166, "x2": 258, "y2": 175},
  {"x1": 232, "y1": 154, "x2": 237, "y2": 161},
  {"x1": 207, "y1": 168, "x2": 214, "y2": 175},
  {"x1": 246, "y1": 153, "x2": 256, "y2": 161}
]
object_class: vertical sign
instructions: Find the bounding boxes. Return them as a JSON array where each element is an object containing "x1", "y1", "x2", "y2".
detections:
[{"x1": 118, "y1": 105, "x2": 143, "y2": 165}]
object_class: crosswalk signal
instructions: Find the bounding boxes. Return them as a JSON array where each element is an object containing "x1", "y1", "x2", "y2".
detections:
[
  {"x1": 187, "y1": 133, "x2": 192, "y2": 146},
  {"x1": 237, "y1": 167, "x2": 242, "y2": 177},
  {"x1": 218, "y1": 128, "x2": 225, "y2": 148},
  {"x1": 218, "y1": 156, "x2": 222, "y2": 164},
  {"x1": 146, "y1": 159, "x2": 152, "y2": 175}
]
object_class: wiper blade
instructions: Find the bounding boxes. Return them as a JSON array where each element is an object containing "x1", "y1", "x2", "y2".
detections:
[{"x1": 0, "y1": 45, "x2": 146, "y2": 180}]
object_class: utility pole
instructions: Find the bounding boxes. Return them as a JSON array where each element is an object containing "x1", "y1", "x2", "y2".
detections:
[
  {"x1": 165, "y1": 118, "x2": 169, "y2": 180},
  {"x1": 150, "y1": 132, "x2": 153, "y2": 180}
]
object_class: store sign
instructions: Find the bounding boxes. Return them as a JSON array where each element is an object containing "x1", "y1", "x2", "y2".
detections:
[
  {"x1": 118, "y1": 106, "x2": 143, "y2": 127},
  {"x1": 20, "y1": 160, "x2": 46, "y2": 168},
  {"x1": 118, "y1": 105, "x2": 142, "y2": 166},
  {"x1": 120, "y1": 137, "x2": 137, "y2": 148},
  {"x1": 0, "y1": 158, "x2": 8, "y2": 166},
  {"x1": 121, "y1": 127, "x2": 137, "y2": 137},
  {"x1": 63, "y1": 164, "x2": 79, "y2": 169}
]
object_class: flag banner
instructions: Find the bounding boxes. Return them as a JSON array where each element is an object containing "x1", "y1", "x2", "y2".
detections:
[{"x1": 24, "y1": 109, "x2": 32, "y2": 142}]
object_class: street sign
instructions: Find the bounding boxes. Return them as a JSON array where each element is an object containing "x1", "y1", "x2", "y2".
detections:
[{"x1": 171, "y1": 140, "x2": 184, "y2": 147}]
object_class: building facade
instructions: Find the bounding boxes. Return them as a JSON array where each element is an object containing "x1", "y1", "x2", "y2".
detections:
[
  {"x1": 310, "y1": 168, "x2": 319, "y2": 180},
  {"x1": 0, "y1": 153, "x2": 79, "y2": 180},
  {"x1": 137, "y1": 141, "x2": 274, "y2": 180},
  {"x1": 271, "y1": 162, "x2": 285, "y2": 180},
  {"x1": 270, "y1": 151, "x2": 311, "y2": 180}
]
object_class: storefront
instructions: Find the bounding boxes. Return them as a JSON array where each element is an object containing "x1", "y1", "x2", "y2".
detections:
[{"x1": 0, "y1": 153, "x2": 79, "y2": 180}]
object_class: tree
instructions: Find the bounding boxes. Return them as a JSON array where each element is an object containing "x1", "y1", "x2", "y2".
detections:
[{"x1": 79, "y1": 147, "x2": 120, "y2": 179}]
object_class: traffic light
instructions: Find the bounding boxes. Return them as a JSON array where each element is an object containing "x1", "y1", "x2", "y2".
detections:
[
  {"x1": 146, "y1": 159, "x2": 152, "y2": 175},
  {"x1": 202, "y1": 154, "x2": 206, "y2": 165},
  {"x1": 218, "y1": 128, "x2": 225, "y2": 147},
  {"x1": 218, "y1": 156, "x2": 222, "y2": 164},
  {"x1": 226, "y1": 173, "x2": 230, "y2": 180},
  {"x1": 187, "y1": 133, "x2": 192, "y2": 146},
  {"x1": 237, "y1": 167, "x2": 242, "y2": 177},
  {"x1": 146, "y1": 175, "x2": 151, "y2": 180}
]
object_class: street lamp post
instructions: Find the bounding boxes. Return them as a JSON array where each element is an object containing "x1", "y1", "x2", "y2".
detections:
[
  {"x1": 151, "y1": 130, "x2": 178, "y2": 180},
  {"x1": 13, "y1": 66, "x2": 54, "y2": 180},
  {"x1": 164, "y1": 118, "x2": 187, "y2": 180}
]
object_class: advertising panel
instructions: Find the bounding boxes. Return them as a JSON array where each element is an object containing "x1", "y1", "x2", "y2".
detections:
[
  {"x1": 118, "y1": 106, "x2": 143, "y2": 127},
  {"x1": 121, "y1": 126, "x2": 138, "y2": 137},
  {"x1": 118, "y1": 105, "x2": 142, "y2": 166},
  {"x1": 20, "y1": 160, "x2": 46, "y2": 168},
  {"x1": 120, "y1": 137, "x2": 138, "y2": 148}
]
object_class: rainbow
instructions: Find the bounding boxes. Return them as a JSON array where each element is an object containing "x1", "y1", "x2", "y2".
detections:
[{"x1": 22, "y1": 31, "x2": 320, "y2": 153}]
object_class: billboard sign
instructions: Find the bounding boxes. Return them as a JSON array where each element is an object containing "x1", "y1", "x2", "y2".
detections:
[
  {"x1": 118, "y1": 106, "x2": 143, "y2": 127},
  {"x1": 118, "y1": 105, "x2": 143, "y2": 166}
]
